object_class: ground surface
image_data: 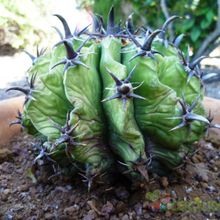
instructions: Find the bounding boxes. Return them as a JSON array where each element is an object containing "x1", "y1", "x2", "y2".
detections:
[{"x1": 0, "y1": 134, "x2": 220, "y2": 220}]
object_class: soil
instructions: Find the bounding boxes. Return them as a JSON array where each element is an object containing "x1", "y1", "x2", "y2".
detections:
[{"x1": 0, "y1": 134, "x2": 220, "y2": 220}]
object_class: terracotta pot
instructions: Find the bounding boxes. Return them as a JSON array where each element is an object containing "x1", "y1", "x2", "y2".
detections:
[
  {"x1": 0, "y1": 96, "x2": 24, "y2": 146},
  {"x1": 0, "y1": 96, "x2": 220, "y2": 146},
  {"x1": 203, "y1": 97, "x2": 220, "y2": 146}
]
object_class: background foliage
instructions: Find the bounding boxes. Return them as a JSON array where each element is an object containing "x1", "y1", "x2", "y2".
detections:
[
  {"x1": 77, "y1": 0, "x2": 218, "y2": 56},
  {"x1": 0, "y1": 0, "x2": 51, "y2": 54},
  {"x1": 1, "y1": 0, "x2": 218, "y2": 57}
]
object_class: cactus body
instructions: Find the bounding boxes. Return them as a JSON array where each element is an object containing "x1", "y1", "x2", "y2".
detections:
[{"x1": 8, "y1": 8, "x2": 215, "y2": 185}]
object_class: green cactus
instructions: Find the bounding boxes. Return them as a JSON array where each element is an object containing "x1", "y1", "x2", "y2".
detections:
[{"x1": 7, "y1": 7, "x2": 216, "y2": 188}]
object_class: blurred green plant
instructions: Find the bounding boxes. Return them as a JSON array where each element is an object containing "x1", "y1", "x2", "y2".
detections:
[
  {"x1": 0, "y1": 0, "x2": 51, "y2": 53},
  {"x1": 77, "y1": 0, "x2": 220, "y2": 58},
  {"x1": 76, "y1": 0, "x2": 122, "y2": 23}
]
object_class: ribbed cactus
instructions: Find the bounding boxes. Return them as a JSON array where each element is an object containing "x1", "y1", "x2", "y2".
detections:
[{"x1": 8, "y1": 7, "x2": 216, "y2": 188}]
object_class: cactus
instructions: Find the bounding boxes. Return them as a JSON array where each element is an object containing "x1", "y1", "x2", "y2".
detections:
[{"x1": 7, "y1": 7, "x2": 216, "y2": 188}]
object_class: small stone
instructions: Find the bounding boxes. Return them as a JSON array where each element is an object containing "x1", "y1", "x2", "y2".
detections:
[
  {"x1": 44, "y1": 213, "x2": 54, "y2": 220},
  {"x1": 69, "y1": 194, "x2": 76, "y2": 203},
  {"x1": 16, "y1": 168, "x2": 23, "y2": 174},
  {"x1": 161, "y1": 177, "x2": 169, "y2": 188},
  {"x1": 121, "y1": 214, "x2": 129, "y2": 220},
  {"x1": 65, "y1": 185, "x2": 72, "y2": 190},
  {"x1": 206, "y1": 125, "x2": 220, "y2": 146},
  {"x1": 116, "y1": 201, "x2": 126, "y2": 213},
  {"x1": 128, "y1": 211, "x2": 136, "y2": 219},
  {"x1": 3, "y1": 188, "x2": 10, "y2": 195},
  {"x1": 194, "y1": 163, "x2": 209, "y2": 182},
  {"x1": 171, "y1": 190, "x2": 177, "y2": 199},
  {"x1": 192, "y1": 155, "x2": 200, "y2": 163},
  {"x1": 143, "y1": 213, "x2": 150, "y2": 218},
  {"x1": 216, "y1": 196, "x2": 220, "y2": 203},
  {"x1": 4, "y1": 212, "x2": 13, "y2": 220},
  {"x1": 0, "y1": 149, "x2": 13, "y2": 163},
  {"x1": 83, "y1": 210, "x2": 96, "y2": 220},
  {"x1": 165, "y1": 211, "x2": 172, "y2": 217},
  {"x1": 215, "y1": 160, "x2": 220, "y2": 168},
  {"x1": 1, "y1": 193, "x2": 8, "y2": 202},
  {"x1": 209, "y1": 159, "x2": 215, "y2": 164},
  {"x1": 212, "y1": 167, "x2": 218, "y2": 172},
  {"x1": 75, "y1": 196, "x2": 80, "y2": 203},
  {"x1": 201, "y1": 182, "x2": 208, "y2": 189},
  {"x1": 134, "y1": 203, "x2": 142, "y2": 215},
  {"x1": 118, "y1": 213, "x2": 124, "y2": 218},
  {"x1": 185, "y1": 187, "x2": 193, "y2": 194},
  {"x1": 195, "y1": 154, "x2": 203, "y2": 162},
  {"x1": 57, "y1": 215, "x2": 68, "y2": 220},
  {"x1": 55, "y1": 186, "x2": 68, "y2": 193},
  {"x1": 216, "y1": 180, "x2": 220, "y2": 187},
  {"x1": 206, "y1": 185, "x2": 217, "y2": 193},
  {"x1": 114, "y1": 187, "x2": 129, "y2": 200},
  {"x1": 64, "y1": 204, "x2": 80, "y2": 215},
  {"x1": 101, "y1": 201, "x2": 114, "y2": 215},
  {"x1": 18, "y1": 183, "x2": 29, "y2": 192},
  {"x1": 110, "y1": 215, "x2": 119, "y2": 220},
  {"x1": 142, "y1": 201, "x2": 149, "y2": 209}
]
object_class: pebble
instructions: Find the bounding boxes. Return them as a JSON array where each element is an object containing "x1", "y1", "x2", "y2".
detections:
[
  {"x1": 64, "y1": 204, "x2": 80, "y2": 215},
  {"x1": 118, "y1": 213, "x2": 124, "y2": 218},
  {"x1": 44, "y1": 213, "x2": 55, "y2": 220},
  {"x1": 116, "y1": 201, "x2": 126, "y2": 213},
  {"x1": 194, "y1": 163, "x2": 209, "y2": 182},
  {"x1": 55, "y1": 186, "x2": 68, "y2": 193},
  {"x1": 215, "y1": 160, "x2": 220, "y2": 168},
  {"x1": 74, "y1": 196, "x2": 80, "y2": 204},
  {"x1": 65, "y1": 185, "x2": 72, "y2": 191},
  {"x1": 3, "y1": 188, "x2": 10, "y2": 195},
  {"x1": 161, "y1": 177, "x2": 169, "y2": 188},
  {"x1": 201, "y1": 182, "x2": 208, "y2": 189},
  {"x1": 185, "y1": 187, "x2": 193, "y2": 193},
  {"x1": 128, "y1": 211, "x2": 136, "y2": 219},
  {"x1": 0, "y1": 148, "x2": 13, "y2": 163},
  {"x1": 212, "y1": 166, "x2": 218, "y2": 172},
  {"x1": 206, "y1": 185, "x2": 217, "y2": 193},
  {"x1": 121, "y1": 214, "x2": 129, "y2": 220},
  {"x1": 114, "y1": 187, "x2": 129, "y2": 200},
  {"x1": 83, "y1": 210, "x2": 96, "y2": 220},
  {"x1": 209, "y1": 159, "x2": 215, "y2": 164},
  {"x1": 110, "y1": 215, "x2": 119, "y2": 220},
  {"x1": 69, "y1": 194, "x2": 76, "y2": 203},
  {"x1": 4, "y1": 212, "x2": 13, "y2": 220},
  {"x1": 142, "y1": 201, "x2": 149, "y2": 209},
  {"x1": 192, "y1": 155, "x2": 200, "y2": 163},
  {"x1": 134, "y1": 203, "x2": 142, "y2": 215},
  {"x1": 165, "y1": 211, "x2": 172, "y2": 217},
  {"x1": 16, "y1": 168, "x2": 23, "y2": 174},
  {"x1": 101, "y1": 201, "x2": 114, "y2": 215},
  {"x1": 196, "y1": 155, "x2": 203, "y2": 162},
  {"x1": 18, "y1": 183, "x2": 29, "y2": 192},
  {"x1": 1, "y1": 193, "x2": 8, "y2": 201},
  {"x1": 216, "y1": 180, "x2": 220, "y2": 187},
  {"x1": 143, "y1": 213, "x2": 150, "y2": 218},
  {"x1": 171, "y1": 190, "x2": 177, "y2": 199}
]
